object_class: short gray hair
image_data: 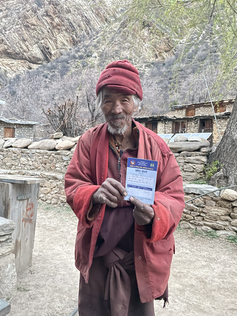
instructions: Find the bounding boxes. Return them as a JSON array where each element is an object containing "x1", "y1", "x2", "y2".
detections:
[{"x1": 96, "y1": 90, "x2": 142, "y2": 110}]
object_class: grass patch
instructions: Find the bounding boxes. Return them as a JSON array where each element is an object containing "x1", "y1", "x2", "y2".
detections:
[
  {"x1": 226, "y1": 235, "x2": 237, "y2": 244},
  {"x1": 189, "y1": 179, "x2": 207, "y2": 185},
  {"x1": 194, "y1": 229, "x2": 218, "y2": 239}
]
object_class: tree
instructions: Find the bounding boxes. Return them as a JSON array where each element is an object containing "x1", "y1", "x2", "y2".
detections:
[
  {"x1": 77, "y1": 68, "x2": 105, "y2": 127},
  {"x1": 209, "y1": 96, "x2": 237, "y2": 185},
  {"x1": 42, "y1": 98, "x2": 83, "y2": 137},
  {"x1": 116, "y1": 0, "x2": 237, "y2": 185}
]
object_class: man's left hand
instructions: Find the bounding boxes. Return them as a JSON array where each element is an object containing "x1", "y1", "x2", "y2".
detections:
[{"x1": 129, "y1": 196, "x2": 154, "y2": 225}]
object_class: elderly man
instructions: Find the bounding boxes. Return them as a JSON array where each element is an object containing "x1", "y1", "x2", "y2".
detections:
[{"x1": 65, "y1": 60, "x2": 185, "y2": 316}]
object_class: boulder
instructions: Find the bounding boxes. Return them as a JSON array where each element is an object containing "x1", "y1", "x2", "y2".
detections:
[
  {"x1": 0, "y1": 139, "x2": 5, "y2": 148},
  {"x1": 28, "y1": 139, "x2": 56, "y2": 150},
  {"x1": 203, "y1": 206, "x2": 231, "y2": 217},
  {"x1": 231, "y1": 220, "x2": 237, "y2": 227},
  {"x1": 203, "y1": 221, "x2": 225, "y2": 230},
  {"x1": 220, "y1": 189, "x2": 237, "y2": 202},
  {"x1": 12, "y1": 138, "x2": 32, "y2": 148},
  {"x1": 173, "y1": 135, "x2": 188, "y2": 142},
  {"x1": 50, "y1": 132, "x2": 63, "y2": 139},
  {"x1": 184, "y1": 156, "x2": 207, "y2": 164},
  {"x1": 168, "y1": 141, "x2": 210, "y2": 153},
  {"x1": 3, "y1": 138, "x2": 16, "y2": 148},
  {"x1": 72, "y1": 135, "x2": 81, "y2": 143},
  {"x1": 188, "y1": 137, "x2": 202, "y2": 142},
  {"x1": 0, "y1": 218, "x2": 16, "y2": 236},
  {"x1": 56, "y1": 140, "x2": 75, "y2": 150},
  {"x1": 28, "y1": 141, "x2": 41, "y2": 149},
  {"x1": 179, "y1": 221, "x2": 195, "y2": 229},
  {"x1": 183, "y1": 184, "x2": 219, "y2": 196},
  {"x1": 200, "y1": 147, "x2": 211, "y2": 153},
  {"x1": 61, "y1": 136, "x2": 75, "y2": 142},
  {"x1": 215, "y1": 230, "x2": 236, "y2": 237}
]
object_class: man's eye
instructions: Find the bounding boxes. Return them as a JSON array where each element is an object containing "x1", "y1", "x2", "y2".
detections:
[
  {"x1": 122, "y1": 99, "x2": 128, "y2": 102},
  {"x1": 104, "y1": 100, "x2": 111, "y2": 104}
]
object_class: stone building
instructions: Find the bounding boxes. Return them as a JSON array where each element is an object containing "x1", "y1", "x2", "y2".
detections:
[
  {"x1": 0, "y1": 116, "x2": 38, "y2": 139},
  {"x1": 136, "y1": 99, "x2": 234, "y2": 145}
]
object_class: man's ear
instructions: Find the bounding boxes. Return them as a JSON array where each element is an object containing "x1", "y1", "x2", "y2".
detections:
[{"x1": 133, "y1": 105, "x2": 139, "y2": 113}]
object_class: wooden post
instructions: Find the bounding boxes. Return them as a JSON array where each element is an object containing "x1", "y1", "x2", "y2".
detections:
[{"x1": 0, "y1": 175, "x2": 44, "y2": 274}]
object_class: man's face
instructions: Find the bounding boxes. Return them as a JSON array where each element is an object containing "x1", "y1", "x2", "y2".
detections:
[{"x1": 101, "y1": 88, "x2": 137, "y2": 135}]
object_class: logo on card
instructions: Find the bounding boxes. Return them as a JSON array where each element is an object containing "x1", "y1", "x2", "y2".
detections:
[
  {"x1": 130, "y1": 160, "x2": 135, "y2": 166},
  {"x1": 150, "y1": 163, "x2": 155, "y2": 167}
]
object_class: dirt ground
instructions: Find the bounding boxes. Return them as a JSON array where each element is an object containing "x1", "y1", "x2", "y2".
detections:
[{"x1": 9, "y1": 203, "x2": 237, "y2": 316}]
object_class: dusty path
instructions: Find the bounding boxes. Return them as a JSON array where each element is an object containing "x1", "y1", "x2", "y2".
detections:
[{"x1": 9, "y1": 203, "x2": 237, "y2": 316}]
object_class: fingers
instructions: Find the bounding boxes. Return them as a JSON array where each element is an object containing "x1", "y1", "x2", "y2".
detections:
[
  {"x1": 92, "y1": 178, "x2": 127, "y2": 208},
  {"x1": 103, "y1": 178, "x2": 127, "y2": 198},
  {"x1": 129, "y1": 196, "x2": 154, "y2": 225}
]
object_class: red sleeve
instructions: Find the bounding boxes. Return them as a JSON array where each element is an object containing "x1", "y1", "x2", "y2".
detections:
[
  {"x1": 136, "y1": 152, "x2": 185, "y2": 243},
  {"x1": 64, "y1": 131, "x2": 102, "y2": 227}
]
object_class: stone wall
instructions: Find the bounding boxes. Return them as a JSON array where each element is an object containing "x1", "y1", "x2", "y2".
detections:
[
  {"x1": 0, "y1": 147, "x2": 236, "y2": 239},
  {"x1": 174, "y1": 151, "x2": 207, "y2": 182},
  {"x1": 0, "y1": 217, "x2": 17, "y2": 300},
  {"x1": 0, "y1": 123, "x2": 34, "y2": 139},
  {"x1": 0, "y1": 148, "x2": 69, "y2": 205},
  {"x1": 180, "y1": 185, "x2": 237, "y2": 238},
  {"x1": 0, "y1": 146, "x2": 208, "y2": 205}
]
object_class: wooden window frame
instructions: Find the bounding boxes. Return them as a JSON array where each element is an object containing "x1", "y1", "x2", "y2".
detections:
[{"x1": 4, "y1": 127, "x2": 15, "y2": 138}]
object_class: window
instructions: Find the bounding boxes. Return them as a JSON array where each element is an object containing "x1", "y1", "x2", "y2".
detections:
[
  {"x1": 172, "y1": 121, "x2": 187, "y2": 133},
  {"x1": 199, "y1": 119, "x2": 213, "y2": 133},
  {"x1": 214, "y1": 104, "x2": 226, "y2": 113},
  {"x1": 145, "y1": 121, "x2": 157, "y2": 133},
  {"x1": 186, "y1": 107, "x2": 195, "y2": 117},
  {"x1": 4, "y1": 127, "x2": 15, "y2": 138}
]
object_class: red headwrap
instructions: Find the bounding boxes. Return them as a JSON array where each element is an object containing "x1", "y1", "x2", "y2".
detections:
[{"x1": 96, "y1": 60, "x2": 143, "y2": 100}]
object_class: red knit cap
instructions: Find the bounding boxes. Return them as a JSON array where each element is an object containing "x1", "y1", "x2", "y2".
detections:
[{"x1": 96, "y1": 60, "x2": 143, "y2": 100}]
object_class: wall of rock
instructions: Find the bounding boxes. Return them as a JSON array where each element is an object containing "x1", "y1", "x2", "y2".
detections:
[
  {"x1": 0, "y1": 144, "x2": 208, "y2": 205},
  {"x1": 181, "y1": 185, "x2": 237, "y2": 237},
  {"x1": 0, "y1": 142, "x2": 236, "y2": 239},
  {"x1": 0, "y1": 217, "x2": 17, "y2": 300},
  {"x1": 0, "y1": 148, "x2": 70, "y2": 205},
  {"x1": 174, "y1": 151, "x2": 207, "y2": 182}
]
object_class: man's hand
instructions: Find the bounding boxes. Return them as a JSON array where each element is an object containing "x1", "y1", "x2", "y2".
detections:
[
  {"x1": 92, "y1": 178, "x2": 127, "y2": 208},
  {"x1": 129, "y1": 196, "x2": 154, "y2": 225}
]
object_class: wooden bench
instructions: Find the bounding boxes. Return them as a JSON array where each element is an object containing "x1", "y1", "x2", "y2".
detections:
[{"x1": 0, "y1": 299, "x2": 10, "y2": 316}]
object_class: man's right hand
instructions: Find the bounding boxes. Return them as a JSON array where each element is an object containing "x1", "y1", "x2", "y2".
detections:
[{"x1": 92, "y1": 178, "x2": 127, "y2": 208}]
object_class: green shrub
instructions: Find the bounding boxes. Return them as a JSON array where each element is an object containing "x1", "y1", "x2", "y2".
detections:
[{"x1": 203, "y1": 160, "x2": 221, "y2": 182}]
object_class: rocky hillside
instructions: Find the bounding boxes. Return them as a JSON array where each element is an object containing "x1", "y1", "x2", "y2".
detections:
[
  {"x1": 0, "y1": 0, "x2": 117, "y2": 84},
  {"x1": 0, "y1": 0, "x2": 236, "y2": 133}
]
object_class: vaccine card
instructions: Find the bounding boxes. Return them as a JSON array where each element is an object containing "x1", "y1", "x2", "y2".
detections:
[{"x1": 125, "y1": 158, "x2": 158, "y2": 205}]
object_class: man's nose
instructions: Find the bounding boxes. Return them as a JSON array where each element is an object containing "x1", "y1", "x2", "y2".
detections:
[{"x1": 111, "y1": 100, "x2": 123, "y2": 114}]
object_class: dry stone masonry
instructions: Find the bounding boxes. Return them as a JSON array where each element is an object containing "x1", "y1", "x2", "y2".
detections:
[
  {"x1": 181, "y1": 185, "x2": 237, "y2": 237},
  {"x1": 0, "y1": 132, "x2": 236, "y2": 238},
  {"x1": 0, "y1": 217, "x2": 17, "y2": 300}
]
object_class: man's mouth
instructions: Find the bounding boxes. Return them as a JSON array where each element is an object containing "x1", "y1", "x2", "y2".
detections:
[{"x1": 107, "y1": 115, "x2": 126, "y2": 125}]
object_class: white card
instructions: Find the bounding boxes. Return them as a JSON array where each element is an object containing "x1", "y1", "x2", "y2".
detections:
[{"x1": 125, "y1": 158, "x2": 158, "y2": 205}]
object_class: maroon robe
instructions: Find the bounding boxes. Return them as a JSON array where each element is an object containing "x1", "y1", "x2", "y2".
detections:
[{"x1": 65, "y1": 120, "x2": 185, "y2": 304}]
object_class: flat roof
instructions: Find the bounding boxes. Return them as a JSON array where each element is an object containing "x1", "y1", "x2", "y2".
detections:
[
  {"x1": 0, "y1": 116, "x2": 38, "y2": 125},
  {"x1": 171, "y1": 99, "x2": 235, "y2": 110}
]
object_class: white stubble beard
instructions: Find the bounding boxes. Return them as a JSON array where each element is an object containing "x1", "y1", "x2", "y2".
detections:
[{"x1": 107, "y1": 123, "x2": 128, "y2": 135}]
